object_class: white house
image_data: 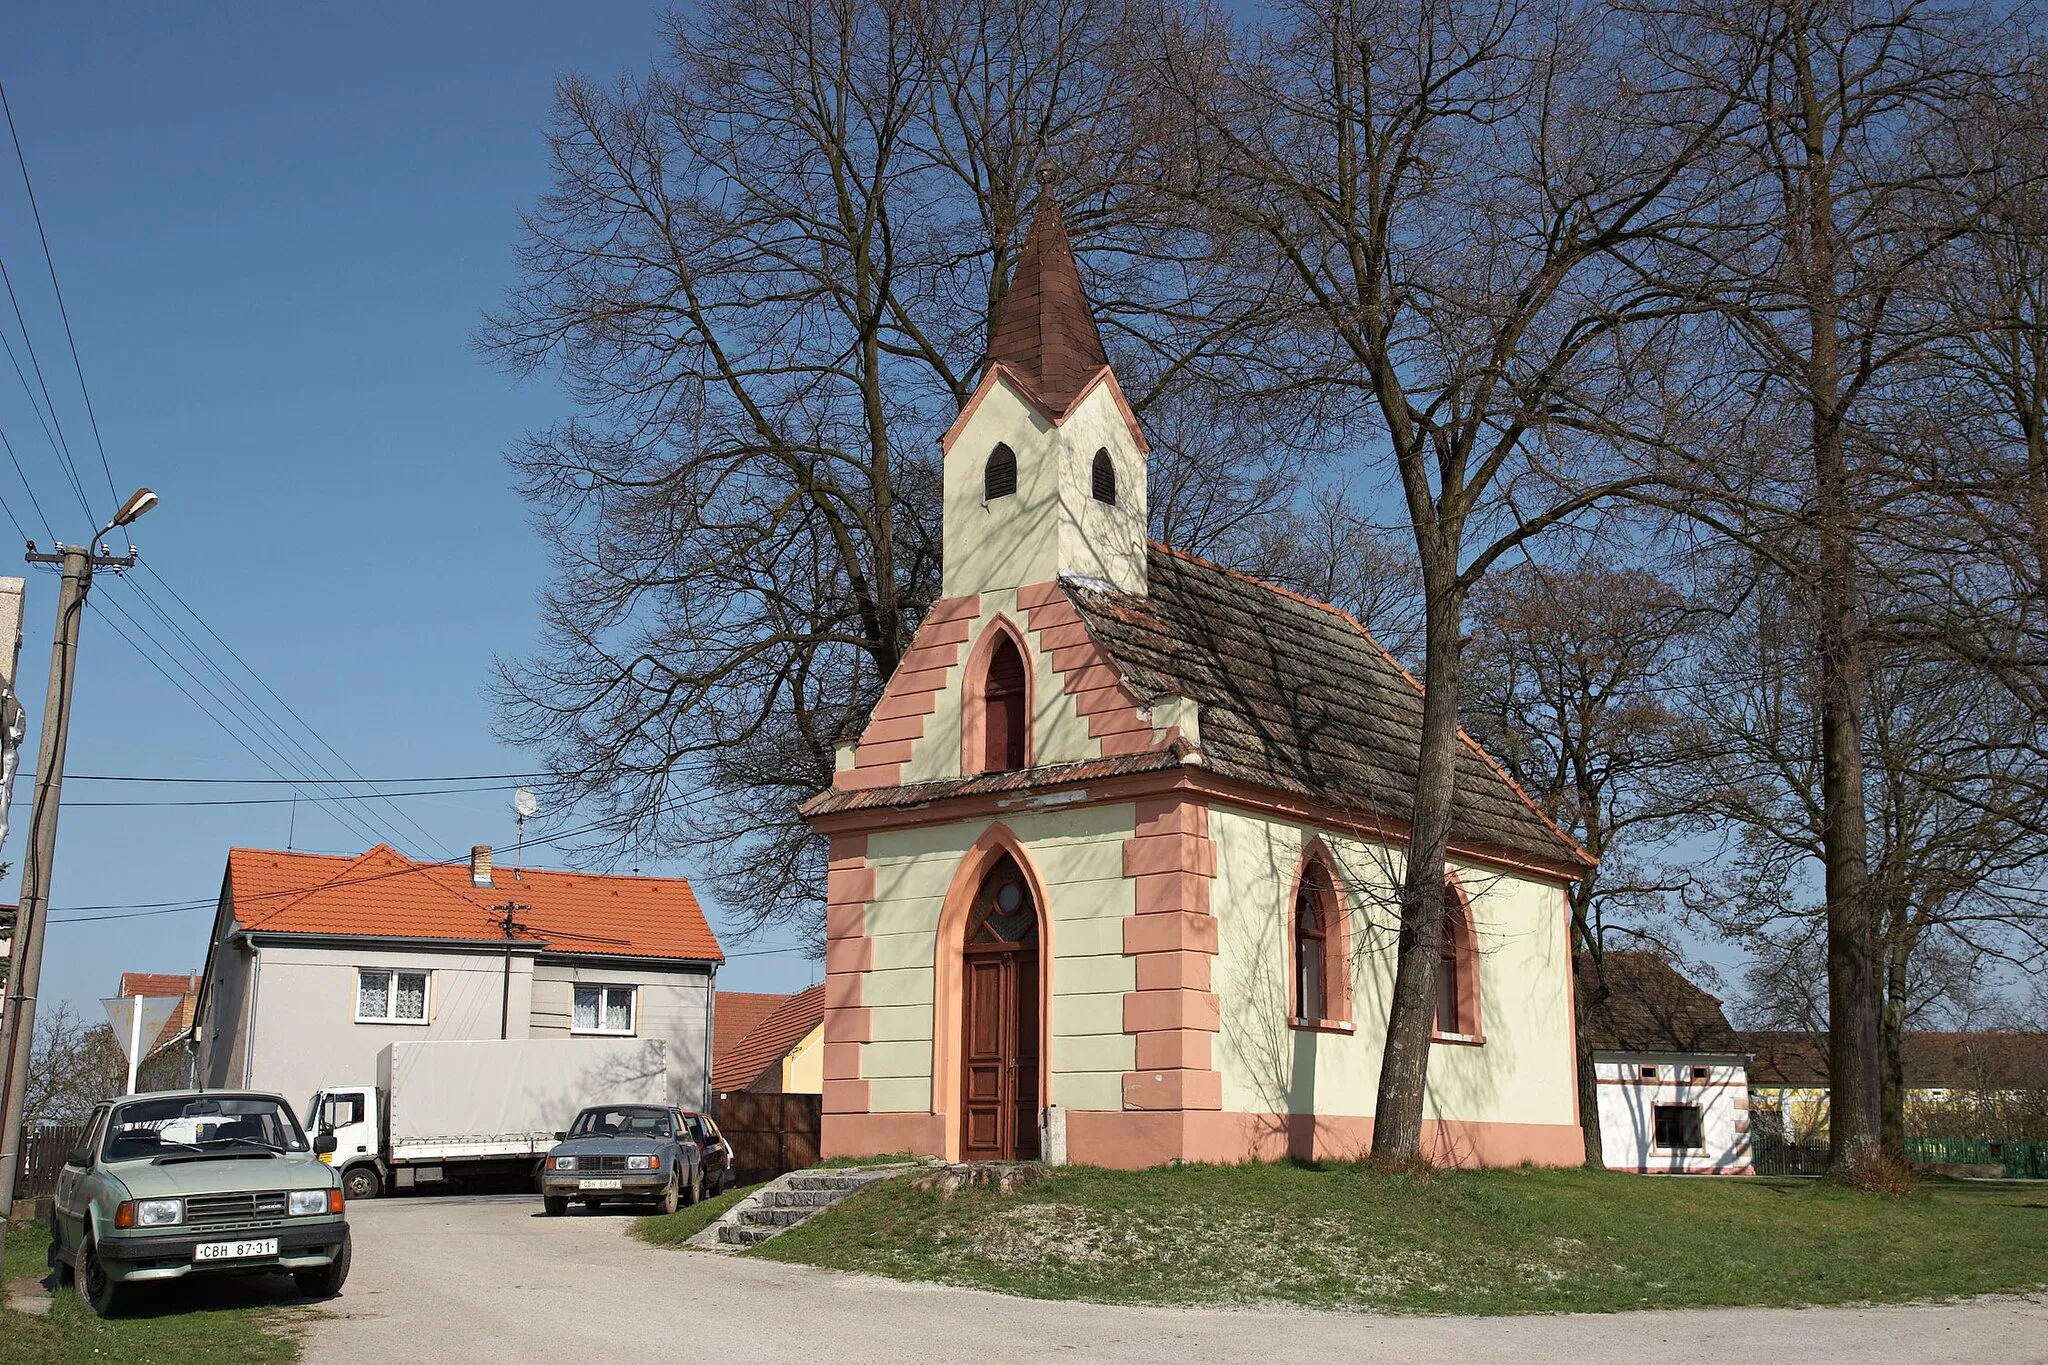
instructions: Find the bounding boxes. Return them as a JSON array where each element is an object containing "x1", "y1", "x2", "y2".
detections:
[
  {"x1": 192, "y1": 843, "x2": 722, "y2": 1117},
  {"x1": 1580, "y1": 952, "x2": 1752, "y2": 1174}
]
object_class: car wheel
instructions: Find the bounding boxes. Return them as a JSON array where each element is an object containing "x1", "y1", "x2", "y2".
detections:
[
  {"x1": 342, "y1": 1165, "x2": 381, "y2": 1201},
  {"x1": 80, "y1": 1238, "x2": 124, "y2": 1319},
  {"x1": 543, "y1": 1195, "x2": 569, "y2": 1217},
  {"x1": 292, "y1": 1230, "x2": 352, "y2": 1299},
  {"x1": 657, "y1": 1175, "x2": 679, "y2": 1216},
  {"x1": 685, "y1": 1165, "x2": 703, "y2": 1207}
]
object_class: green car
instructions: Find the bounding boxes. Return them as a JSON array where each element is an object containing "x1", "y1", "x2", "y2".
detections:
[{"x1": 48, "y1": 1089, "x2": 351, "y2": 1317}]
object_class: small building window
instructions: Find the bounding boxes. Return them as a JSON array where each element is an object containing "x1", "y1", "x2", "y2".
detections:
[
  {"x1": 1691, "y1": 1065, "x2": 1711, "y2": 1082},
  {"x1": 985, "y1": 443, "x2": 1017, "y2": 501},
  {"x1": 1654, "y1": 1103, "x2": 1705, "y2": 1151},
  {"x1": 983, "y1": 634, "x2": 1027, "y2": 772},
  {"x1": 1640, "y1": 1064, "x2": 1660, "y2": 1081},
  {"x1": 1091, "y1": 448, "x2": 1117, "y2": 505},
  {"x1": 573, "y1": 984, "x2": 637, "y2": 1035},
  {"x1": 356, "y1": 969, "x2": 428, "y2": 1024}
]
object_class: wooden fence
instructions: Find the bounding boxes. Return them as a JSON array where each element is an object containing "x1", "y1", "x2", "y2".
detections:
[
  {"x1": 12, "y1": 1122, "x2": 86, "y2": 1202},
  {"x1": 713, "y1": 1092, "x2": 821, "y2": 1183}
]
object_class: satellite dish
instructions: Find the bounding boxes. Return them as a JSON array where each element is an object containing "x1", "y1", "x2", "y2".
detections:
[{"x1": 513, "y1": 787, "x2": 539, "y2": 818}]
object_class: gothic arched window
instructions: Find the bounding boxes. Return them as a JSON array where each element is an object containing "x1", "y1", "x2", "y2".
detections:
[
  {"x1": 982, "y1": 634, "x2": 1027, "y2": 773},
  {"x1": 985, "y1": 443, "x2": 1018, "y2": 501}
]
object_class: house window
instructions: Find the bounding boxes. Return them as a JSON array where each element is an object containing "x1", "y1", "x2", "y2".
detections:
[
  {"x1": 1434, "y1": 879, "x2": 1481, "y2": 1040},
  {"x1": 1654, "y1": 1103, "x2": 1705, "y2": 1151},
  {"x1": 982, "y1": 634, "x2": 1027, "y2": 772},
  {"x1": 356, "y1": 969, "x2": 428, "y2": 1024},
  {"x1": 1091, "y1": 448, "x2": 1117, "y2": 505},
  {"x1": 1640, "y1": 1064, "x2": 1660, "y2": 1081},
  {"x1": 985, "y1": 443, "x2": 1017, "y2": 501},
  {"x1": 1691, "y1": 1065, "x2": 1711, "y2": 1082},
  {"x1": 573, "y1": 984, "x2": 637, "y2": 1035}
]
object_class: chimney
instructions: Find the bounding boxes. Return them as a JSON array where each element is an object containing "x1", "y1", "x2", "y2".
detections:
[{"x1": 470, "y1": 844, "x2": 494, "y2": 889}]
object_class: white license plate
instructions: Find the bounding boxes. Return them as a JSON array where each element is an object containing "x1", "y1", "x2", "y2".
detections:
[
  {"x1": 577, "y1": 1178, "x2": 622, "y2": 1190},
  {"x1": 194, "y1": 1238, "x2": 278, "y2": 1262}
]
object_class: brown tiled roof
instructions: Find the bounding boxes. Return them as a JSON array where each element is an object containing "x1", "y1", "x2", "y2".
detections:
[
  {"x1": 1578, "y1": 952, "x2": 1743, "y2": 1054},
  {"x1": 118, "y1": 972, "x2": 203, "y2": 1050},
  {"x1": 712, "y1": 983, "x2": 825, "y2": 1093},
  {"x1": 226, "y1": 846, "x2": 721, "y2": 962},
  {"x1": 1744, "y1": 1030, "x2": 2048, "y2": 1090},
  {"x1": 1064, "y1": 546, "x2": 1586, "y2": 868},
  {"x1": 984, "y1": 196, "x2": 1110, "y2": 414},
  {"x1": 713, "y1": 992, "x2": 788, "y2": 1082}
]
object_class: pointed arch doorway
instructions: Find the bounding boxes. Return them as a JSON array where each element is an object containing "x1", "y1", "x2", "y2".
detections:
[{"x1": 960, "y1": 853, "x2": 1042, "y2": 1161}]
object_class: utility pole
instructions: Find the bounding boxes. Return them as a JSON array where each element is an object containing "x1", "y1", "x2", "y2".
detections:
[
  {"x1": 496, "y1": 901, "x2": 529, "y2": 1041},
  {"x1": 0, "y1": 487, "x2": 156, "y2": 1256}
]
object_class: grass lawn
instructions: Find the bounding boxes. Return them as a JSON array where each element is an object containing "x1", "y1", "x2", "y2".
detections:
[
  {"x1": 0, "y1": 1221, "x2": 308, "y2": 1363},
  {"x1": 632, "y1": 1182, "x2": 767, "y2": 1246},
  {"x1": 747, "y1": 1163, "x2": 2048, "y2": 1315}
]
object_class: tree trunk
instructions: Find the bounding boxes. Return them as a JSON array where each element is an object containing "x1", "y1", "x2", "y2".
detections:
[
  {"x1": 1794, "y1": 17, "x2": 1883, "y2": 1177},
  {"x1": 1574, "y1": 936, "x2": 1606, "y2": 1169},
  {"x1": 1880, "y1": 932, "x2": 1909, "y2": 1160},
  {"x1": 1371, "y1": 563, "x2": 1464, "y2": 1163}
]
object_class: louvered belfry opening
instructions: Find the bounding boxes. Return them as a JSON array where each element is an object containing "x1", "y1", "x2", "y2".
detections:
[
  {"x1": 985, "y1": 443, "x2": 1018, "y2": 501},
  {"x1": 983, "y1": 635, "x2": 1027, "y2": 772},
  {"x1": 1091, "y1": 447, "x2": 1117, "y2": 505}
]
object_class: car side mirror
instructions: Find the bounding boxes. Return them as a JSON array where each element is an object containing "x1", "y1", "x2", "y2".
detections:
[
  {"x1": 64, "y1": 1147, "x2": 90, "y2": 1168},
  {"x1": 554, "y1": 1131, "x2": 567, "y2": 1141},
  {"x1": 313, "y1": 1132, "x2": 338, "y2": 1155}
]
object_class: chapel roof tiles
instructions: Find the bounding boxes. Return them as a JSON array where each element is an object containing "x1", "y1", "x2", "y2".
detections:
[{"x1": 224, "y1": 845, "x2": 721, "y2": 963}]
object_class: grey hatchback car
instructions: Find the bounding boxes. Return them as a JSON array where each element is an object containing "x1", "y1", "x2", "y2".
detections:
[{"x1": 539, "y1": 1104, "x2": 703, "y2": 1215}]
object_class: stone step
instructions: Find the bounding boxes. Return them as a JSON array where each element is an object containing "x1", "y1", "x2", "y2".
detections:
[
  {"x1": 718, "y1": 1223, "x2": 778, "y2": 1246},
  {"x1": 741, "y1": 1206, "x2": 813, "y2": 1227},
  {"x1": 785, "y1": 1173, "x2": 871, "y2": 1191},
  {"x1": 758, "y1": 1189, "x2": 838, "y2": 1208}
]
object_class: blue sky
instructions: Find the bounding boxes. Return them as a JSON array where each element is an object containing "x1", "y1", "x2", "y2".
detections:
[{"x1": 1, "y1": 1, "x2": 821, "y2": 1017}]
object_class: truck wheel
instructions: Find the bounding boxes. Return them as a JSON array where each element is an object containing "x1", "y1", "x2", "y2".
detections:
[
  {"x1": 543, "y1": 1195, "x2": 569, "y2": 1217},
  {"x1": 80, "y1": 1239, "x2": 124, "y2": 1318},
  {"x1": 292, "y1": 1230, "x2": 352, "y2": 1299},
  {"x1": 342, "y1": 1165, "x2": 381, "y2": 1201}
]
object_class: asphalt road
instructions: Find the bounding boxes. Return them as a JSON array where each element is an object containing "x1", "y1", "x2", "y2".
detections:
[{"x1": 299, "y1": 1192, "x2": 2048, "y2": 1365}]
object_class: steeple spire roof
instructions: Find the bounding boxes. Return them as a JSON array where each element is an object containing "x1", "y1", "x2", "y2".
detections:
[{"x1": 984, "y1": 194, "x2": 1110, "y2": 413}]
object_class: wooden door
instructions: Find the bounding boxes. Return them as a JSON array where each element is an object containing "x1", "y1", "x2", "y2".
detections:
[{"x1": 959, "y1": 855, "x2": 1041, "y2": 1162}]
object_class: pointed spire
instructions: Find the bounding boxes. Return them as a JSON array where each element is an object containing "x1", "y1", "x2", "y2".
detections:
[{"x1": 984, "y1": 189, "x2": 1110, "y2": 414}]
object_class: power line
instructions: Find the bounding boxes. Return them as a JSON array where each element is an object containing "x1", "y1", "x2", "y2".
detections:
[
  {"x1": 33, "y1": 770, "x2": 555, "y2": 785},
  {"x1": 0, "y1": 84, "x2": 120, "y2": 523},
  {"x1": 63, "y1": 781, "x2": 526, "y2": 808},
  {"x1": 0, "y1": 256, "x2": 92, "y2": 523}
]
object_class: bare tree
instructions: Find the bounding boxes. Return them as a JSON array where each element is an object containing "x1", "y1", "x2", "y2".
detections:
[
  {"x1": 1681, "y1": 572, "x2": 2048, "y2": 1155},
  {"x1": 1624, "y1": 0, "x2": 2020, "y2": 1173},
  {"x1": 22, "y1": 1002, "x2": 124, "y2": 1127},
  {"x1": 1463, "y1": 554, "x2": 1705, "y2": 1164},
  {"x1": 1153, "y1": 0, "x2": 1741, "y2": 1159},
  {"x1": 483, "y1": 0, "x2": 1317, "y2": 945}
]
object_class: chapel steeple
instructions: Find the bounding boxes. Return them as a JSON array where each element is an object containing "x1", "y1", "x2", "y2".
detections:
[
  {"x1": 939, "y1": 189, "x2": 1149, "y2": 600},
  {"x1": 983, "y1": 195, "x2": 1110, "y2": 414}
]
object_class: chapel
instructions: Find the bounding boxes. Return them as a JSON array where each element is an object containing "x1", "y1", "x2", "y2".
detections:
[{"x1": 802, "y1": 196, "x2": 1591, "y2": 1168}]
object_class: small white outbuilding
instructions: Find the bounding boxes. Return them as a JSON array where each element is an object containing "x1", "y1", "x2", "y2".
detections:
[{"x1": 1579, "y1": 952, "x2": 1752, "y2": 1174}]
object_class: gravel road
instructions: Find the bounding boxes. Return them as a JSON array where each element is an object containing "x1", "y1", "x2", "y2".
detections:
[{"x1": 298, "y1": 1191, "x2": 2048, "y2": 1365}]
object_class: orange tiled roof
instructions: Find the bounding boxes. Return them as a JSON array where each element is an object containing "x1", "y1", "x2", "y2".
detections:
[
  {"x1": 713, "y1": 992, "x2": 789, "y2": 1081},
  {"x1": 713, "y1": 982, "x2": 824, "y2": 1093},
  {"x1": 118, "y1": 972, "x2": 202, "y2": 1049},
  {"x1": 226, "y1": 845, "x2": 721, "y2": 962}
]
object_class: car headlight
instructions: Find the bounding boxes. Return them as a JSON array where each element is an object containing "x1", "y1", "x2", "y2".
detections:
[
  {"x1": 135, "y1": 1198, "x2": 183, "y2": 1227},
  {"x1": 626, "y1": 1154, "x2": 657, "y2": 1171},
  {"x1": 551, "y1": 1155, "x2": 576, "y2": 1171},
  {"x1": 288, "y1": 1190, "x2": 330, "y2": 1216}
]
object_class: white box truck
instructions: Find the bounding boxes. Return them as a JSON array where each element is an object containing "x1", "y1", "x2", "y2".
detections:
[{"x1": 306, "y1": 1037, "x2": 670, "y2": 1199}]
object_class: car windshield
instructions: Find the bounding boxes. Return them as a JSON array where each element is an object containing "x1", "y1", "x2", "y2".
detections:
[
  {"x1": 102, "y1": 1095, "x2": 309, "y2": 1162},
  {"x1": 569, "y1": 1106, "x2": 672, "y2": 1139}
]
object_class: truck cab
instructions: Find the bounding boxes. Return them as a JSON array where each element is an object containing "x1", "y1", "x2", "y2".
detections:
[{"x1": 308, "y1": 1086, "x2": 384, "y2": 1201}]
